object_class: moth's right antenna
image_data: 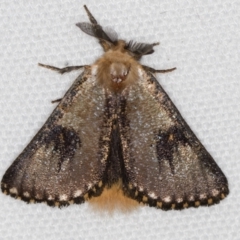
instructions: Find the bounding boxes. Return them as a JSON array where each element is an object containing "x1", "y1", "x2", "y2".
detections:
[
  {"x1": 84, "y1": 5, "x2": 98, "y2": 25},
  {"x1": 77, "y1": 5, "x2": 117, "y2": 49}
]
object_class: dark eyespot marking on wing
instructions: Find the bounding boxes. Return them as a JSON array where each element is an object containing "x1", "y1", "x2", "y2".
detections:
[
  {"x1": 44, "y1": 125, "x2": 81, "y2": 172},
  {"x1": 156, "y1": 126, "x2": 189, "y2": 174}
]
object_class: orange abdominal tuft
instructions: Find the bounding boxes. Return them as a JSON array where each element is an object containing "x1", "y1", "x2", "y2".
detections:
[{"x1": 88, "y1": 180, "x2": 140, "y2": 213}]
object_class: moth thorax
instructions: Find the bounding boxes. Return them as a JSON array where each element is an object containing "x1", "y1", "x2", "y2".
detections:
[{"x1": 110, "y1": 62, "x2": 130, "y2": 84}]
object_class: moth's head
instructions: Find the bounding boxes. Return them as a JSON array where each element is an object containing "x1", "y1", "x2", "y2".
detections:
[
  {"x1": 94, "y1": 48, "x2": 137, "y2": 92},
  {"x1": 76, "y1": 5, "x2": 159, "y2": 60},
  {"x1": 109, "y1": 61, "x2": 130, "y2": 84}
]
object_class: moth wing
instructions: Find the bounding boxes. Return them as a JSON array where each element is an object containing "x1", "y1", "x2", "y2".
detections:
[
  {"x1": 1, "y1": 67, "x2": 110, "y2": 206},
  {"x1": 120, "y1": 69, "x2": 229, "y2": 209}
]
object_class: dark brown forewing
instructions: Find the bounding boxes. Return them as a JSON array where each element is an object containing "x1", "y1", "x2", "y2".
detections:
[
  {"x1": 1, "y1": 67, "x2": 110, "y2": 206},
  {"x1": 119, "y1": 69, "x2": 229, "y2": 210}
]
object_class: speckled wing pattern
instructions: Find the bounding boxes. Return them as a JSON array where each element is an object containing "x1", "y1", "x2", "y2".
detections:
[
  {"x1": 1, "y1": 65, "x2": 229, "y2": 209},
  {"x1": 1, "y1": 67, "x2": 110, "y2": 206},
  {"x1": 119, "y1": 69, "x2": 229, "y2": 209},
  {"x1": 1, "y1": 5, "x2": 229, "y2": 210}
]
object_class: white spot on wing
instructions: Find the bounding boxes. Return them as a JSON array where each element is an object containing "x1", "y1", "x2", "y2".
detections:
[
  {"x1": 163, "y1": 196, "x2": 171, "y2": 203},
  {"x1": 59, "y1": 194, "x2": 68, "y2": 201},
  {"x1": 48, "y1": 195, "x2": 54, "y2": 201},
  {"x1": 23, "y1": 192, "x2": 30, "y2": 198},
  {"x1": 212, "y1": 189, "x2": 219, "y2": 197},
  {"x1": 35, "y1": 194, "x2": 42, "y2": 200},
  {"x1": 148, "y1": 192, "x2": 157, "y2": 199},
  {"x1": 74, "y1": 190, "x2": 82, "y2": 198},
  {"x1": 88, "y1": 184, "x2": 93, "y2": 190},
  {"x1": 176, "y1": 198, "x2": 183, "y2": 203},
  {"x1": 10, "y1": 187, "x2": 18, "y2": 195},
  {"x1": 200, "y1": 193, "x2": 207, "y2": 199},
  {"x1": 189, "y1": 195, "x2": 194, "y2": 201}
]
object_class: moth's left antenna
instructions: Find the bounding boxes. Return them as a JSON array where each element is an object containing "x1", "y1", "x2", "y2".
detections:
[{"x1": 84, "y1": 5, "x2": 98, "y2": 25}]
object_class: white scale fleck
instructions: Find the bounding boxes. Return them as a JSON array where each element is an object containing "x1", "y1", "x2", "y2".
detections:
[
  {"x1": 176, "y1": 198, "x2": 183, "y2": 203},
  {"x1": 163, "y1": 196, "x2": 171, "y2": 203},
  {"x1": 137, "y1": 68, "x2": 144, "y2": 77},
  {"x1": 23, "y1": 192, "x2": 30, "y2": 198},
  {"x1": 148, "y1": 192, "x2": 157, "y2": 199},
  {"x1": 200, "y1": 193, "x2": 207, "y2": 199},
  {"x1": 188, "y1": 195, "x2": 195, "y2": 201},
  {"x1": 91, "y1": 65, "x2": 98, "y2": 75},
  {"x1": 48, "y1": 195, "x2": 54, "y2": 201},
  {"x1": 87, "y1": 184, "x2": 93, "y2": 190},
  {"x1": 35, "y1": 194, "x2": 42, "y2": 200},
  {"x1": 74, "y1": 190, "x2": 82, "y2": 198},
  {"x1": 10, "y1": 187, "x2": 18, "y2": 194},
  {"x1": 212, "y1": 189, "x2": 219, "y2": 196},
  {"x1": 59, "y1": 194, "x2": 68, "y2": 201}
]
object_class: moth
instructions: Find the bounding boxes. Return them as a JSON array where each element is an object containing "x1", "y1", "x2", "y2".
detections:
[{"x1": 1, "y1": 5, "x2": 228, "y2": 210}]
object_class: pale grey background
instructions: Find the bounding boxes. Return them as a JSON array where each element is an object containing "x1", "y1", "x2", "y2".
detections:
[{"x1": 0, "y1": 0, "x2": 239, "y2": 239}]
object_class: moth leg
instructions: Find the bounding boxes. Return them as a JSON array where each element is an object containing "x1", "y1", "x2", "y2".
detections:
[
  {"x1": 142, "y1": 65, "x2": 176, "y2": 74},
  {"x1": 38, "y1": 63, "x2": 88, "y2": 74},
  {"x1": 51, "y1": 98, "x2": 62, "y2": 104}
]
